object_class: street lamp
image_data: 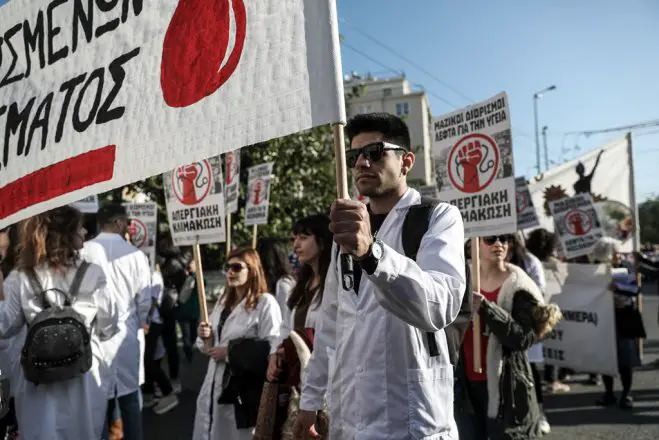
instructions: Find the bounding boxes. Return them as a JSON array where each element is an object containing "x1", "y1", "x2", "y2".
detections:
[{"x1": 533, "y1": 85, "x2": 557, "y2": 173}]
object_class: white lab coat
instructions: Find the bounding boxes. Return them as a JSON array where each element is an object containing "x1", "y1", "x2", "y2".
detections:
[
  {"x1": 273, "y1": 276, "x2": 296, "y2": 332},
  {"x1": 81, "y1": 232, "x2": 153, "y2": 398},
  {"x1": 300, "y1": 189, "x2": 466, "y2": 440},
  {"x1": 0, "y1": 261, "x2": 119, "y2": 440},
  {"x1": 271, "y1": 286, "x2": 322, "y2": 354},
  {"x1": 192, "y1": 294, "x2": 281, "y2": 440}
]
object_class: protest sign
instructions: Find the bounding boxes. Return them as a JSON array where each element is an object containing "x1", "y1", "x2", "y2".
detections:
[
  {"x1": 224, "y1": 149, "x2": 241, "y2": 215},
  {"x1": 245, "y1": 162, "x2": 274, "y2": 226},
  {"x1": 124, "y1": 202, "x2": 158, "y2": 269},
  {"x1": 432, "y1": 92, "x2": 516, "y2": 237},
  {"x1": 549, "y1": 193, "x2": 604, "y2": 259},
  {"x1": 528, "y1": 137, "x2": 636, "y2": 252},
  {"x1": 71, "y1": 195, "x2": 100, "y2": 214},
  {"x1": 515, "y1": 177, "x2": 539, "y2": 230},
  {"x1": 0, "y1": 0, "x2": 346, "y2": 230},
  {"x1": 163, "y1": 156, "x2": 225, "y2": 246},
  {"x1": 542, "y1": 262, "x2": 618, "y2": 376}
]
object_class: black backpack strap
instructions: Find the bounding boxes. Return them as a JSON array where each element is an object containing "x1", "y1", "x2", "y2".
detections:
[
  {"x1": 25, "y1": 269, "x2": 48, "y2": 309},
  {"x1": 402, "y1": 197, "x2": 441, "y2": 357},
  {"x1": 68, "y1": 262, "x2": 91, "y2": 305}
]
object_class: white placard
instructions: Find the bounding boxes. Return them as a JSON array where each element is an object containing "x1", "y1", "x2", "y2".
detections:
[
  {"x1": 515, "y1": 177, "x2": 539, "y2": 230},
  {"x1": 124, "y1": 202, "x2": 158, "y2": 269},
  {"x1": 224, "y1": 149, "x2": 241, "y2": 215},
  {"x1": 163, "y1": 156, "x2": 225, "y2": 246},
  {"x1": 245, "y1": 162, "x2": 274, "y2": 226},
  {"x1": 432, "y1": 92, "x2": 516, "y2": 237},
  {"x1": 0, "y1": 0, "x2": 345, "y2": 229},
  {"x1": 549, "y1": 193, "x2": 604, "y2": 259},
  {"x1": 542, "y1": 262, "x2": 618, "y2": 376},
  {"x1": 71, "y1": 195, "x2": 100, "y2": 214}
]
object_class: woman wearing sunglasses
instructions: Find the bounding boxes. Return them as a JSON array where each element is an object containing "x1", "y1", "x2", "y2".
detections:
[
  {"x1": 192, "y1": 248, "x2": 281, "y2": 440},
  {"x1": 455, "y1": 234, "x2": 562, "y2": 440}
]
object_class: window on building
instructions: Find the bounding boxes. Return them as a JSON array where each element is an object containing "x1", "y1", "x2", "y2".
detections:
[
  {"x1": 383, "y1": 88, "x2": 392, "y2": 97},
  {"x1": 396, "y1": 102, "x2": 410, "y2": 116},
  {"x1": 358, "y1": 104, "x2": 372, "y2": 114}
]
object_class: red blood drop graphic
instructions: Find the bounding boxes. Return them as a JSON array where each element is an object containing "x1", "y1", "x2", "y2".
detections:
[{"x1": 161, "y1": 0, "x2": 247, "y2": 108}]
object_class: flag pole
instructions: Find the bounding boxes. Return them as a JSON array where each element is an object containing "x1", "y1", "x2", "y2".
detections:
[
  {"x1": 471, "y1": 238, "x2": 483, "y2": 373},
  {"x1": 627, "y1": 132, "x2": 643, "y2": 360},
  {"x1": 331, "y1": 123, "x2": 354, "y2": 291}
]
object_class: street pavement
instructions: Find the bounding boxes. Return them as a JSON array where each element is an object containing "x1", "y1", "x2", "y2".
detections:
[{"x1": 143, "y1": 281, "x2": 659, "y2": 439}]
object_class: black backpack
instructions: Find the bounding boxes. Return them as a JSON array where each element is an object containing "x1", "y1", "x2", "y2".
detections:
[
  {"x1": 403, "y1": 198, "x2": 473, "y2": 366},
  {"x1": 341, "y1": 198, "x2": 472, "y2": 366},
  {"x1": 21, "y1": 263, "x2": 93, "y2": 385}
]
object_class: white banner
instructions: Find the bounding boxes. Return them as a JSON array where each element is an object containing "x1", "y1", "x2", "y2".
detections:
[
  {"x1": 0, "y1": 0, "x2": 345, "y2": 229},
  {"x1": 549, "y1": 193, "x2": 604, "y2": 259},
  {"x1": 163, "y1": 156, "x2": 225, "y2": 246},
  {"x1": 432, "y1": 92, "x2": 516, "y2": 237},
  {"x1": 515, "y1": 177, "x2": 539, "y2": 230},
  {"x1": 528, "y1": 138, "x2": 634, "y2": 252},
  {"x1": 245, "y1": 162, "x2": 274, "y2": 226},
  {"x1": 124, "y1": 202, "x2": 158, "y2": 269},
  {"x1": 71, "y1": 195, "x2": 100, "y2": 214},
  {"x1": 542, "y1": 262, "x2": 618, "y2": 376},
  {"x1": 224, "y1": 149, "x2": 241, "y2": 215}
]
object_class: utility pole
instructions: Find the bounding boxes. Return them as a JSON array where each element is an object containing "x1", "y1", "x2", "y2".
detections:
[
  {"x1": 533, "y1": 85, "x2": 557, "y2": 174},
  {"x1": 542, "y1": 125, "x2": 549, "y2": 171}
]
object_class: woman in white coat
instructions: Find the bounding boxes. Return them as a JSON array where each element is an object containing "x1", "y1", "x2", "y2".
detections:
[
  {"x1": 192, "y1": 247, "x2": 281, "y2": 440},
  {"x1": 0, "y1": 206, "x2": 119, "y2": 440}
]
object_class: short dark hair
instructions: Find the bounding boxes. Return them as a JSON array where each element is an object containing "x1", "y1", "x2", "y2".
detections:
[
  {"x1": 345, "y1": 113, "x2": 411, "y2": 151},
  {"x1": 525, "y1": 228, "x2": 556, "y2": 262},
  {"x1": 98, "y1": 204, "x2": 128, "y2": 227}
]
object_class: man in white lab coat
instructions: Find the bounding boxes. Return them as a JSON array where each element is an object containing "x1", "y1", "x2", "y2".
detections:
[
  {"x1": 295, "y1": 113, "x2": 466, "y2": 439},
  {"x1": 82, "y1": 204, "x2": 153, "y2": 440}
]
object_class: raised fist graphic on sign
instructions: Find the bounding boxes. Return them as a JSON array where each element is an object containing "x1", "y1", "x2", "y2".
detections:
[
  {"x1": 252, "y1": 180, "x2": 264, "y2": 205},
  {"x1": 447, "y1": 133, "x2": 499, "y2": 194}
]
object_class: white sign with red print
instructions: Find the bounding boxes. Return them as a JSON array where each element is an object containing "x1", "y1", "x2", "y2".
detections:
[
  {"x1": 224, "y1": 149, "x2": 241, "y2": 215},
  {"x1": 515, "y1": 177, "x2": 539, "y2": 230},
  {"x1": 163, "y1": 156, "x2": 225, "y2": 246},
  {"x1": 549, "y1": 193, "x2": 604, "y2": 259},
  {"x1": 245, "y1": 162, "x2": 274, "y2": 226},
  {"x1": 124, "y1": 202, "x2": 158, "y2": 269},
  {"x1": 0, "y1": 0, "x2": 345, "y2": 230},
  {"x1": 432, "y1": 92, "x2": 516, "y2": 237},
  {"x1": 71, "y1": 195, "x2": 100, "y2": 214}
]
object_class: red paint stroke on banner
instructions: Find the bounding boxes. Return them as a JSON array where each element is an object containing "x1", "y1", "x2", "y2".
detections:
[
  {"x1": 161, "y1": 0, "x2": 247, "y2": 108},
  {"x1": 0, "y1": 146, "x2": 116, "y2": 220}
]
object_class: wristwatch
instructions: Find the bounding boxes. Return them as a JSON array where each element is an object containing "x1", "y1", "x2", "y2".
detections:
[{"x1": 357, "y1": 239, "x2": 384, "y2": 275}]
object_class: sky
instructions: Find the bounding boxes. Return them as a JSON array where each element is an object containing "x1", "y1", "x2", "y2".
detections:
[{"x1": 1, "y1": 0, "x2": 657, "y2": 201}]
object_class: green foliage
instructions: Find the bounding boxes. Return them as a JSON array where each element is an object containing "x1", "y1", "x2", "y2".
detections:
[{"x1": 639, "y1": 196, "x2": 659, "y2": 244}]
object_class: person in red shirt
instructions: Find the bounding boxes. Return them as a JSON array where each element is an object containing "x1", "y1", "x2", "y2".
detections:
[{"x1": 455, "y1": 235, "x2": 563, "y2": 440}]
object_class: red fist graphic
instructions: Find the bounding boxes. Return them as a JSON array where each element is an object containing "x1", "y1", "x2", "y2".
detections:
[
  {"x1": 457, "y1": 140, "x2": 484, "y2": 193},
  {"x1": 161, "y1": 0, "x2": 247, "y2": 108}
]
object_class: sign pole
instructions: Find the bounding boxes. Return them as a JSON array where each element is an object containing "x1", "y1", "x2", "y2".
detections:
[
  {"x1": 626, "y1": 132, "x2": 643, "y2": 360},
  {"x1": 252, "y1": 224, "x2": 258, "y2": 249},
  {"x1": 226, "y1": 213, "x2": 232, "y2": 257},
  {"x1": 331, "y1": 123, "x2": 354, "y2": 291},
  {"x1": 193, "y1": 239, "x2": 210, "y2": 350},
  {"x1": 471, "y1": 237, "x2": 483, "y2": 374}
]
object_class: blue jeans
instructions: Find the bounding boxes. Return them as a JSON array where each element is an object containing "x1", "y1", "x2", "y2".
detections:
[
  {"x1": 455, "y1": 380, "x2": 504, "y2": 440},
  {"x1": 103, "y1": 390, "x2": 143, "y2": 440}
]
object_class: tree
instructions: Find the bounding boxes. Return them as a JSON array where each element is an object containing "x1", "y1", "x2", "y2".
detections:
[{"x1": 639, "y1": 196, "x2": 659, "y2": 244}]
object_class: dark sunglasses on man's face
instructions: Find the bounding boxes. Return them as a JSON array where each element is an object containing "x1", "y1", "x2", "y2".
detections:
[
  {"x1": 345, "y1": 141, "x2": 407, "y2": 168},
  {"x1": 224, "y1": 262, "x2": 247, "y2": 273},
  {"x1": 483, "y1": 235, "x2": 513, "y2": 245}
]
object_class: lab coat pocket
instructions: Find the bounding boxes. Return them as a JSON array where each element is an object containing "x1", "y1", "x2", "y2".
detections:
[{"x1": 407, "y1": 365, "x2": 453, "y2": 440}]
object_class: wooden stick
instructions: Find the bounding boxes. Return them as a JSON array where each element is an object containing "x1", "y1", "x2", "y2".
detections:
[
  {"x1": 226, "y1": 213, "x2": 232, "y2": 257},
  {"x1": 252, "y1": 224, "x2": 258, "y2": 249},
  {"x1": 471, "y1": 237, "x2": 483, "y2": 374},
  {"x1": 192, "y1": 242, "x2": 211, "y2": 350}
]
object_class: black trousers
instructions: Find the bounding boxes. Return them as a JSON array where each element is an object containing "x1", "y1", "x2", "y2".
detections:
[
  {"x1": 161, "y1": 312, "x2": 180, "y2": 380},
  {"x1": 143, "y1": 322, "x2": 174, "y2": 396}
]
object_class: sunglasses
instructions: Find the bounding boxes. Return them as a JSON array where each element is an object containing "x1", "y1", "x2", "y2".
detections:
[
  {"x1": 224, "y1": 262, "x2": 247, "y2": 273},
  {"x1": 483, "y1": 235, "x2": 513, "y2": 245},
  {"x1": 345, "y1": 141, "x2": 407, "y2": 168}
]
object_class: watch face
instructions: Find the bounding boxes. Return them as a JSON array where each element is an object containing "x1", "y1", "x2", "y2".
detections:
[{"x1": 372, "y1": 241, "x2": 384, "y2": 259}]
